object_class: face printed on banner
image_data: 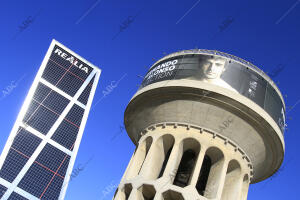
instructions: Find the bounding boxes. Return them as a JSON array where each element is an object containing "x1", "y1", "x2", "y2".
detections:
[{"x1": 201, "y1": 58, "x2": 226, "y2": 79}]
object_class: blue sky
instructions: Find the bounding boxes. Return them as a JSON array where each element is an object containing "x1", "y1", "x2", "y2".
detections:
[{"x1": 0, "y1": 0, "x2": 299, "y2": 199}]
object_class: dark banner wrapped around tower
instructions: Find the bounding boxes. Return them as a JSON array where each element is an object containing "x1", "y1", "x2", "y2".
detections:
[{"x1": 139, "y1": 54, "x2": 285, "y2": 134}]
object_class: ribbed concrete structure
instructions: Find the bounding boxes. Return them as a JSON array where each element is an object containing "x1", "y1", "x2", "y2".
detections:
[{"x1": 113, "y1": 49, "x2": 286, "y2": 200}]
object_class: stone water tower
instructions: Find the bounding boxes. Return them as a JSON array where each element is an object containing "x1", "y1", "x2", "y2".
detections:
[{"x1": 113, "y1": 50, "x2": 285, "y2": 200}]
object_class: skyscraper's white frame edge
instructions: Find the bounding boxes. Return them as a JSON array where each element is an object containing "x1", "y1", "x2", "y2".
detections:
[{"x1": 0, "y1": 39, "x2": 101, "y2": 199}]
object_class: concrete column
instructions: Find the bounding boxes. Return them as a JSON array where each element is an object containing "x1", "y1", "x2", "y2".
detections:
[
  {"x1": 128, "y1": 188, "x2": 144, "y2": 200},
  {"x1": 204, "y1": 158, "x2": 228, "y2": 199},
  {"x1": 214, "y1": 159, "x2": 229, "y2": 200},
  {"x1": 221, "y1": 165, "x2": 243, "y2": 200},
  {"x1": 139, "y1": 138, "x2": 167, "y2": 180},
  {"x1": 121, "y1": 153, "x2": 135, "y2": 182},
  {"x1": 189, "y1": 146, "x2": 207, "y2": 186},
  {"x1": 126, "y1": 138, "x2": 151, "y2": 179},
  {"x1": 240, "y1": 175, "x2": 250, "y2": 200},
  {"x1": 234, "y1": 174, "x2": 245, "y2": 200},
  {"x1": 154, "y1": 194, "x2": 163, "y2": 200},
  {"x1": 162, "y1": 140, "x2": 183, "y2": 183}
]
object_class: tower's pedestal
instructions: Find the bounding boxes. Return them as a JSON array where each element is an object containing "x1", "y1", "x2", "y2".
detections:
[{"x1": 113, "y1": 123, "x2": 252, "y2": 200}]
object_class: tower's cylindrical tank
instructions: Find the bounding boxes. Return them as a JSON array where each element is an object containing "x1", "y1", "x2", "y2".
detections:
[
  {"x1": 124, "y1": 49, "x2": 285, "y2": 183},
  {"x1": 115, "y1": 49, "x2": 286, "y2": 200}
]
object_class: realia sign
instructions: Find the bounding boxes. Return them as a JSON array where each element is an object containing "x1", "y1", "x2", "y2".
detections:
[{"x1": 54, "y1": 48, "x2": 89, "y2": 73}]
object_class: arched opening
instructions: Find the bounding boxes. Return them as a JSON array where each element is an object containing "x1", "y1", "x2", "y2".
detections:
[
  {"x1": 196, "y1": 155, "x2": 212, "y2": 195},
  {"x1": 162, "y1": 190, "x2": 184, "y2": 200},
  {"x1": 139, "y1": 184, "x2": 156, "y2": 200},
  {"x1": 173, "y1": 138, "x2": 200, "y2": 187},
  {"x1": 158, "y1": 147, "x2": 173, "y2": 178},
  {"x1": 202, "y1": 147, "x2": 225, "y2": 199},
  {"x1": 113, "y1": 184, "x2": 132, "y2": 200},
  {"x1": 124, "y1": 184, "x2": 133, "y2": 200},
  {"x1": 221, "y1": 160, "x2": 241, "y2": 200},
  {"x1": 174, "y1": 149, "x2": 196, "y2": 187},
  {"x1": 157, "y1": 135, "x2": 175, "y2": 178}
]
